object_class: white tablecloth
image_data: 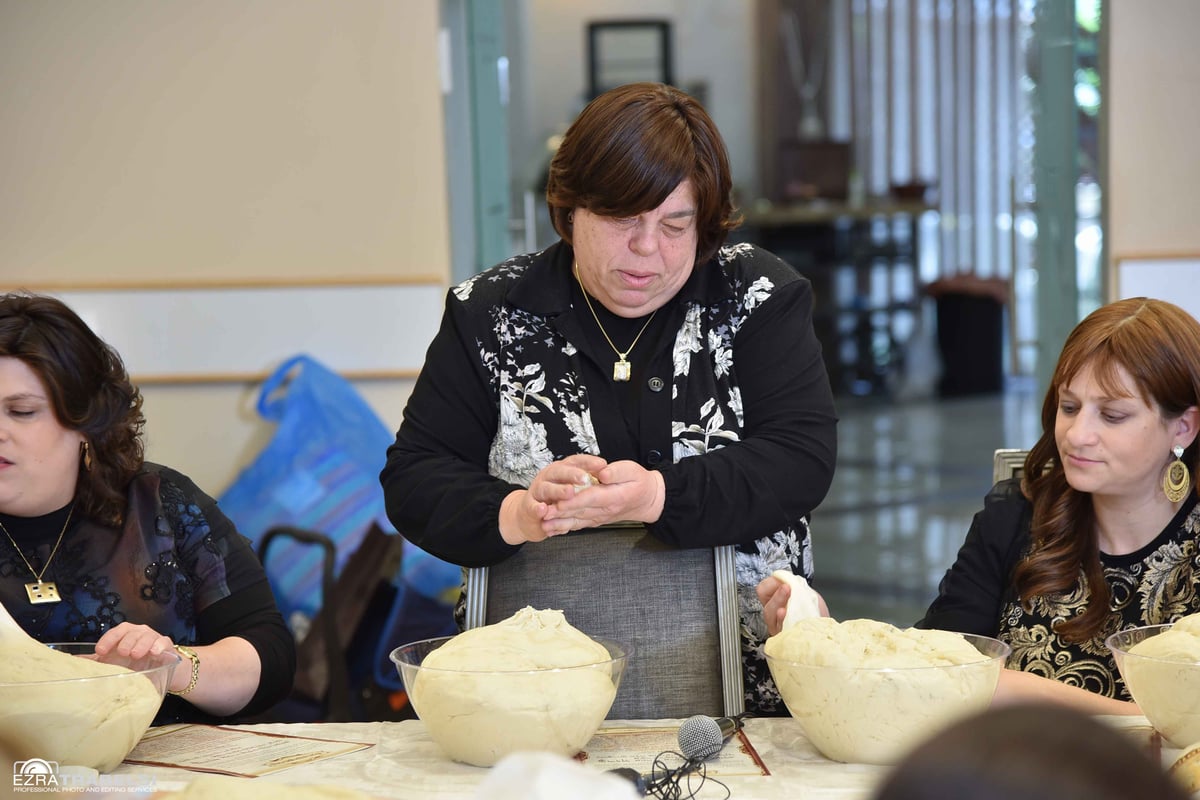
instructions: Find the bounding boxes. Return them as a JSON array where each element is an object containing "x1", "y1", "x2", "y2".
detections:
[{"x1": 105, "y1": 715, "x2": 1169, "y2": 800}]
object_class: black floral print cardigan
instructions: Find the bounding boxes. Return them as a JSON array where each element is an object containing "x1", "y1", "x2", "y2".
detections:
[{"x1": 383, "y1": 239, "x2": 838, "y2": 713}]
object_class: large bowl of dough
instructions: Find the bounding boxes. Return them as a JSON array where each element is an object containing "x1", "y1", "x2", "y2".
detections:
[
  {"x1": 764, "y1": 617, "x2": 1010, "y2": 765},
  {"x1": 0, "y1": 642, "x2": 178, "y2": 772},
  {"x1": 1107, "y1": 614, "x2": 1200, "y2": 748},
  {"x1": 390, "y1": 606, "x2": 629, "y2": 767}
]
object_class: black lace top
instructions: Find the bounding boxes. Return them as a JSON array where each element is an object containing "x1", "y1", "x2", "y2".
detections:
[{"x1": 0, "y1": 463, "x2": 295, "y2": 723}]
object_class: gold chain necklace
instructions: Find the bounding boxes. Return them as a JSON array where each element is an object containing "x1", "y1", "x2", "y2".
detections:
[
  {"x1": 574, "y1": 263, "x2": 656, "y2": 381},
  {"x1": 0, "y1": 505, "x2": 74, "y2": 604}
]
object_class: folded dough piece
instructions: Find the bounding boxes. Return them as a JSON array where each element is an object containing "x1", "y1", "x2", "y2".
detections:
[{"x1": 770, "y1": 570, "x2": 822, "y2": 630}]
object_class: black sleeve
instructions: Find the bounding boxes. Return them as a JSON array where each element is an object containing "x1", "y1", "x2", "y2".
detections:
[
  {"x1": 380, "y1": 290, "x2": 523, "y2": 567},
  {"x1": 916, "y1": 479, "x2": 1031, "y2": 634},
  {"x1": 155, "y1": 466, "x2": 297, "y2": 720},
  {"x1": 195, "y1": 579, "x2": 297, "y2": 717},
  {"x1": 652, "y1": 276, "x2": 839, "y2": 547}
]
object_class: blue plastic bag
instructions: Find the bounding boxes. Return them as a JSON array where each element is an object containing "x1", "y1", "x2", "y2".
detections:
[{"x1": 218, "y1": 354, "x2": 396, "y2": 629}]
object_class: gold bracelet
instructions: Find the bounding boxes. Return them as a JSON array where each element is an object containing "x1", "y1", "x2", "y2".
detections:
[{"x1": 170, "y1": 644, "x2": 200, "y2": 696}]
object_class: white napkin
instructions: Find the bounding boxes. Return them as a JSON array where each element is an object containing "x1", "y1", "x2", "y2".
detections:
[{"x1": 474, "y1": 752, "x2": 640, "y2": 800}]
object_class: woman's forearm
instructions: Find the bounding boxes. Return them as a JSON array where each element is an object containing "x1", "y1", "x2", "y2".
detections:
[
  {"x1": 992, "y1": 668, "x2": 1142, "y2": 716},
  {"x1": 172, "y1": 636, "x2": 262, "y2": 717}
]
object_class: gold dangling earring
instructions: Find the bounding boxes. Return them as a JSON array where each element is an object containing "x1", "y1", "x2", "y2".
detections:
[
  {"x1": 1164, "y1": 445, "x2": 1191, "y2": 503},
  {"x1": 81, "y1": 441, "x2": 93, "y2": 472}
]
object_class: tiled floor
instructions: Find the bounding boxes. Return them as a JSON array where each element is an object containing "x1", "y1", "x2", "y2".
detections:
[{"x1": 814, "y1": 387, "x2": 1042, "y2": 627}]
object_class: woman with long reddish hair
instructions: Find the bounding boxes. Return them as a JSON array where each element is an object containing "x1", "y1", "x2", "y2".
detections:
[{"x1": 761, "y1": 297, "x2": 1200, "y2": 714}]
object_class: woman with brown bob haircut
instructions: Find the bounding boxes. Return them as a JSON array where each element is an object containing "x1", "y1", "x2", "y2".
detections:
[
  {"x1": 0, "y1": 292, "x2": 295, "y2": 725},
  {"x1": 383, "y1": 82, "x2": 838, "y2": 714},
  {"x1": 759, "y1": 297, "x2": 1200, "y2": 715},
  {"x1": 545, "y1": 82, "x2": 739, "y2": 267}
]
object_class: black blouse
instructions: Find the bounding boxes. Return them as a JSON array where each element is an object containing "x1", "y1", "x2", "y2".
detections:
[
  {"x1": 920, "y1": 478, "x2": 1200, "y2": 699},
  {"x1": 0, "y1": 464, "x2": 295, "y2": 724},
  {"x1": 382, "y1": 240, "x2": 839, "y2": 563},
  {"x1": 382, "y1": 240, "x2": 839, "y2": 715}
]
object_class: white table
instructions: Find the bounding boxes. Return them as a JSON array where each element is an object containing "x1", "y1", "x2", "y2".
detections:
[{"x1": 105, "y1": 716, "x2": 1169, "y2": 800}]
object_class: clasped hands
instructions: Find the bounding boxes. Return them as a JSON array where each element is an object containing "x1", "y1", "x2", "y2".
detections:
[{"x1": 500, "y1": 454, "x2": 666, "y2": 545}]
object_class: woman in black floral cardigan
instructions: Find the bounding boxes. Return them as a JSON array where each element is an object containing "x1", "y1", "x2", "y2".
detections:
[{"x1": 382, "y1": 82, "x2": 838, "y2": 714}]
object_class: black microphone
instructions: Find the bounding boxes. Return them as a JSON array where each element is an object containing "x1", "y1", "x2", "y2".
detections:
[{"x1": 676, "y1": 715, "x2": 743, "y2": 761}]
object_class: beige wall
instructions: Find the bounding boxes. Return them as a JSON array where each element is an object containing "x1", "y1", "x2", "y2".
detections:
[
  {"x1": 0, "y1": 1, "x2": 447, "y2": 494},
  {"x1": 0, "y1": 0, "x2": 448, "y2": 283},
  {"x1": 1107, "y1": 0, "x2": 1200, "y2": 283}
]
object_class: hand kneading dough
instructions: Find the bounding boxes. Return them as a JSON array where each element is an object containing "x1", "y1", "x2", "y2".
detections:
[
  {"x1": 1123, "y1": 612, "x2": 1200, "y2": 747},
  {"x1": 0, "y1": 602, "x2": 164, "y2": 772},
  {"x1": 770, "y1": 570, "x2": 822, "y2": 629},
  {"x1": 412, "y1": 607, "x2": 618, "y2": 767},
  {"x1": 765, "y1": 617, "x2": 1002, "y2": 764}
]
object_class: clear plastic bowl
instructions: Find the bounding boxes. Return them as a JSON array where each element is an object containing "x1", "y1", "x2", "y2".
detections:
[
  {"x1": 390, "y1": 634, "x2": 628, "y2": 767},
  {"x1": 0, "y1": 643, "x2": 178, "y2": 772},
  {"x1": 765, "y1": 631, "x2": 1010, "y2": 765},
  {"x1": 1107, "y1": 624, "x2": 1200, "y2": 748}
]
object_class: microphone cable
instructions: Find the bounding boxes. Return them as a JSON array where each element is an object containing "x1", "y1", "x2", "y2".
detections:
[{"x1": 642, "y1": 750, "x2": 730, "y2": 800}]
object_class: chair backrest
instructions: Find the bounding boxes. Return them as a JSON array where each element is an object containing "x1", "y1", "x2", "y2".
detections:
[
  {"x1": 993, "y1": 448, "x2": 1028, "y2": 483},
  {"x1": 464, "y1": 524, "x2": 744, "y2": 721}
]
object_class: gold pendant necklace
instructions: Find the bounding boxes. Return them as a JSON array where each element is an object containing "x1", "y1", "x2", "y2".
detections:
[
  {"x1": 574, "y1": 263, "x2": 656, "y2": 381},
  {"x1": 0, "y1": 505, "x2": 74, "y2": 604}
]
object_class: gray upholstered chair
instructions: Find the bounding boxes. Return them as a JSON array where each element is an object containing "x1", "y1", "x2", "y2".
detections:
[
  {"x1": 993, "y1": 448, "x2": 1028, "y2": 483},
  {"x1": 463, "y1": 524, "x2": 744, "y2": 721}
]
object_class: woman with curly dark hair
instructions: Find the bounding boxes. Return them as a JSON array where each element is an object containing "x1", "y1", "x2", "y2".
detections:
[
  {"x1": 760, "y1": 297, "x2": 1200, "y2": 715},
  {"x1": 0, "y1": 292, "x2": 295, "y2": 724}
]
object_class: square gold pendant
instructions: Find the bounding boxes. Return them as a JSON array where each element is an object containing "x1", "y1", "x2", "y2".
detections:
[
  {"x1": 26, "y1": 581, "x2": 61, "y2": 604},
  {"x1": 613, "y1": 359, "x2": 632, "y2": 381}
]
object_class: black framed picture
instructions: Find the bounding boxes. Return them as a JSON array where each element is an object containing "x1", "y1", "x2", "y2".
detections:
[{"x1": 587, "y1": 20, "x2": 674, "y2": 100}]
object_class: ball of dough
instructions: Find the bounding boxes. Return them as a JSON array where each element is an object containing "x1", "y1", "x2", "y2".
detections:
[
  {"x1": 1170, "y1": 742, "x2": 1200, "y2": 795},
  {"x1": 411, "y1": 607, "x2": 619, "y2": 766},
  {"x1": 1122, "y1": 613, "x2": 1200, "y2": 747},
  {"x1": 765, "y1": 617, "x2": 1003, "y2": 764},
  {"x1": 0, "y1": 644, "x2": 164, "y2": 772}
]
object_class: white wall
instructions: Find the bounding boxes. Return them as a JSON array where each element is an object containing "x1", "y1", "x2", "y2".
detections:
[{"x1": 523, "y1": 0, "x2": 759, "y2": 199}]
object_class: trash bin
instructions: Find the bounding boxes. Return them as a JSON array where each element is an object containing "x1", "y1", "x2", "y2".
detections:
[{"x1": 925, "y1": 275, "x2": 1009, "y2": 398}]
